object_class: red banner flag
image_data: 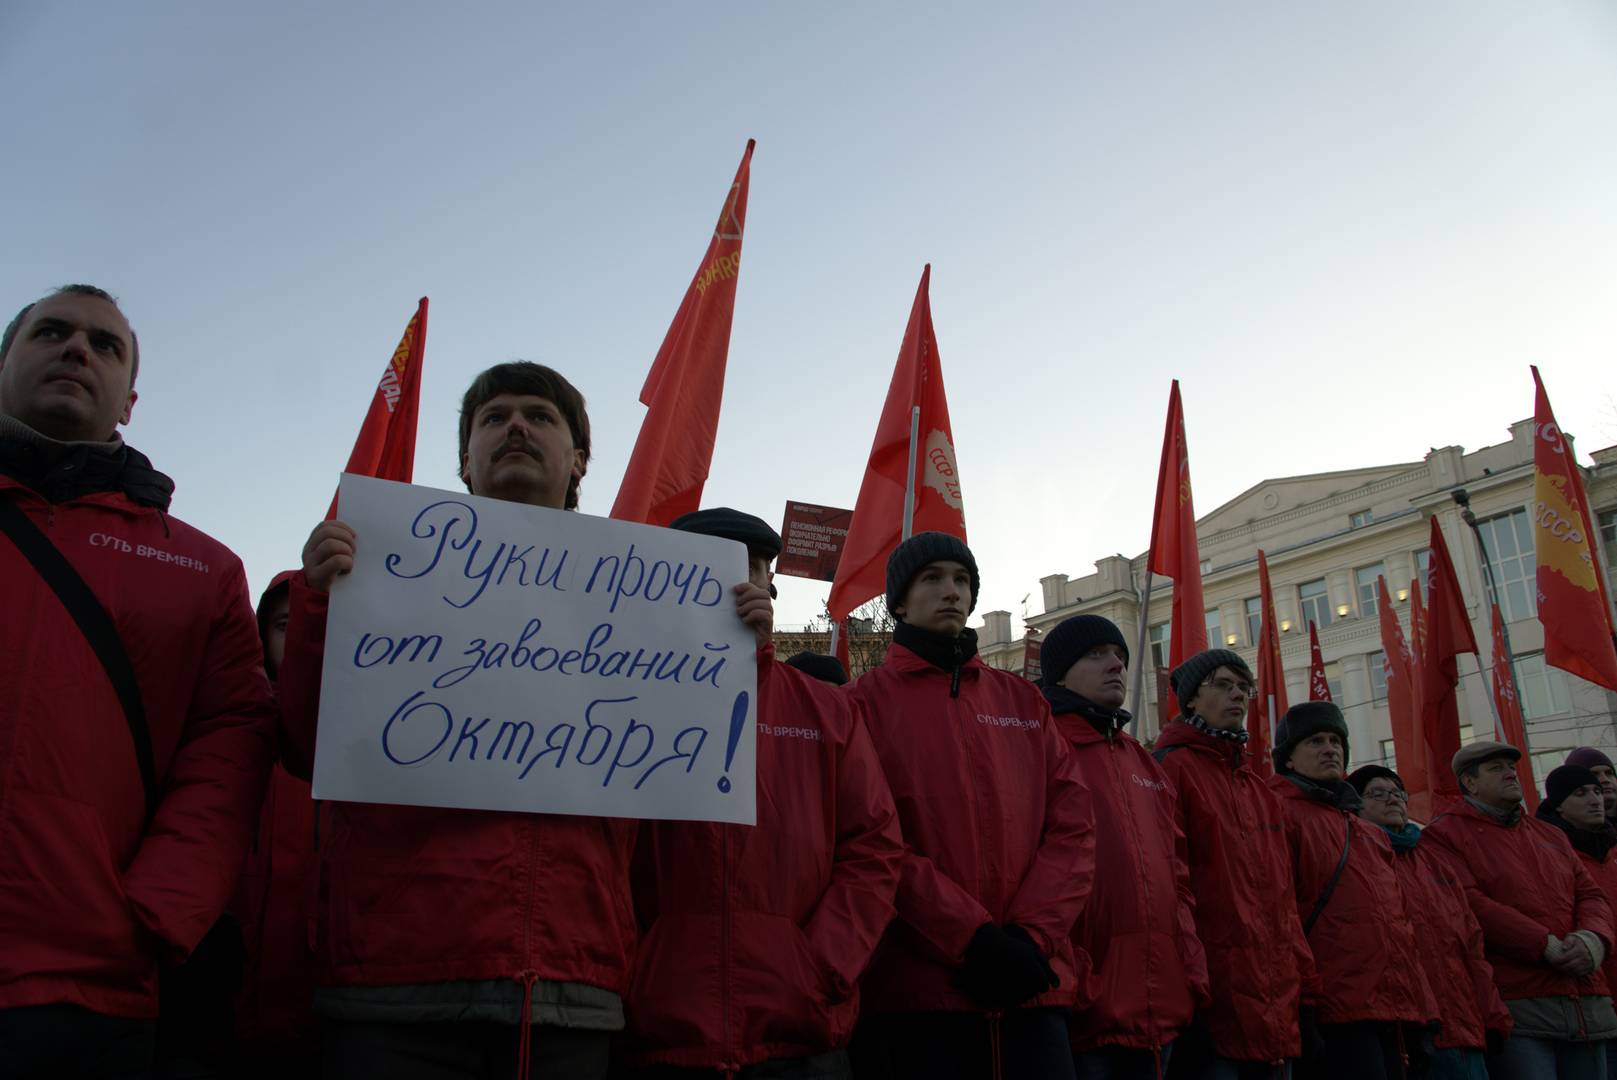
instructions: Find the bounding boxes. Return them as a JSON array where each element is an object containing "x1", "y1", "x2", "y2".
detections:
[
  {"x1": 827, "y1": 266, "x2": 966, "y2": 621},
  {"x1": 1307, "y1": 622, "x2": 1332, "y2": 702},
  {"x1": 612, "y1": 140, "x2": 755, "y2": 526},
  {"x1": 1490, "y1": 601, "x2": 1538, "y2": 810},
  {"x1": 1531, "y1": 367, "x2": 1617, "y2": 690},
  {"x1": 1407, "y1": 577, "x2": 1431, "y2": 820},
  {"x1": 1245, "y1": 549, "x2": 1288, "y2": 779},
  {"x1": 1421, "y1": 516, "x2": 1479, "y2": 806},
  {"x1": 1377, "y1": 576, "x2": 1426, "y2": 808},
  {"x1": 1146, "y1": 380, "x2": 1207, "y2": 667},
  {"x1": 328, "y1": 297, "x2": 428, "y2": 519}
]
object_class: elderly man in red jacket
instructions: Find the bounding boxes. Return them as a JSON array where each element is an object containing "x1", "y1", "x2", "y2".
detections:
[
  {"x1": 625, "y1": 508, "x2": 903, "y2": 1080},
  {"x1": 846, "y1": 532, "x2": 1095, "y2": 1080},
  {"x1": 0, "y1": 285, "x2": 276, "y2": 1077},
  {"x1": 1038, "y1": 614, "x2": 1208, "y2": 1079},
  {"x1": 1424, "y1": 741, "x2": 1616, "y2": 1080}
]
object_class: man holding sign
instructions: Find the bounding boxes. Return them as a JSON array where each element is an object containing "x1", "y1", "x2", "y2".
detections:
[{"x1": 280, "y1": 362, "x2": 764, "y2": 1079}]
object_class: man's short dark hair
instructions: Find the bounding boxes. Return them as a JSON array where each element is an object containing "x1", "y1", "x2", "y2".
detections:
[
  {"x1": 457, "y1": 362, "x2": 590, "y2": 510},
  {"x1": 1, "y1": 285, "x2": 140, "y2": 387}
]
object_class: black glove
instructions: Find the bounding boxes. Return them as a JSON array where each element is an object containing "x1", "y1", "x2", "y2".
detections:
[
  {"x1": 1486, "y1": 1029, "x2": 1506, "y2": 1057},
  {"x1": 1298, "y1": 1004, "x2": 1326, "y2": 1065},
  {"x1": 958, "y1": 923, "x2": 1058, "y2": 1009}
]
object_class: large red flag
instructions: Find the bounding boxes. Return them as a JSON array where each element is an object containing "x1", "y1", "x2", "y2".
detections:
[
  {"x1": 1421, "y1": 517, "x2": 1480, "y2": 806},
  {"x1": 1245, "y1": 550, "x2": 1288, "y2": 779},
  {"x1": 827, "y1": 266, "x2": 966, "y2": 621},
  {"x1": 328, "y1": 297, "x2": 428, "y2": 518},
  {"x1": 1307, "y1": 622, "x2": 1332, "y2": 702},
  {"x1": 1377, "y1": 576, "x2": 1426, "y2": 807},
  {"x1": 1531, "y1": 367, "x2": 1617, "y2": 689},
  {"x1": 1407, "y1": 577, "x2": 1431, "y2": 820},
  {"x1": 1490, "y1": 601, "x2": 1538, "y2": 809},
  {"x1": 612, "y1": 141, "x2": 754, "y2": 526},
  {"x1": 1146, "y1": 381, "x2": 1207, "y2": 667}
]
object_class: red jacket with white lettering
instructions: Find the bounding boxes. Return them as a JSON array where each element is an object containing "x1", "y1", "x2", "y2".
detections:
[
  {"x1": 276, "y1": 577, "x2": 638, "y2": 998},
  {"x1": 1423, "y1": 799, "x2": 1614, "y2": 1003},
  {"x1": 627, "y1": 651, "x2": 902, "y2": 1069},
  {"x1": 1270, "y1": 775, "x2": 1436, "y2": 1027},
  {"x1": 1151, "y1": 720, "x2": 1314, "y2": 1064},
  {"x1": 846, "y1": 642, "x2": 1095, "y2": 1013},
  {"x1": 0, "y1": 452, "x2": 276, "y2": 1019},
  {"x1": 1391, "y1": 835, "x2": 1511, "y2": 1050},
  {"x1": 1045, "y1": 689, "x2": 1209, "y2": 1052}
]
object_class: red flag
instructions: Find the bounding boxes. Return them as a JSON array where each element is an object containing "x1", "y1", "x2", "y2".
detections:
[
  {"x1": 612, "y1": 141, "x2": 754, "y2": 526},
  {"x1": 1377, "y1": 576, "x2": 1426, "y2": 806},
  {"x1": 1307, "y1": 622, "x2": 1332, "y2": 702},
  {"x1": 1245, "y1": 550, "x2": 1288, "y2": 779},
  {"x1": 827, "y1": 266, "x2": 966, "y2": 621},
  {"x1": 1407, "y1": 577, "x2": 1432, "y2": 821},
  {"x1": 1421, "y1": 517, "x2": 1480, "y2": 806},
  {"x1": 1146, "y1": 381, "x2": 1207, "y2": 667},
  {"x1": 328, "y1": 297, "x2": 428, "y2": 518},
  {"x1": 1531, "y1": 367, "x2": 1617, "y2": 689},
  {"x1": 1490, "y1": 601, "x2": 1538, "y2": 810}
]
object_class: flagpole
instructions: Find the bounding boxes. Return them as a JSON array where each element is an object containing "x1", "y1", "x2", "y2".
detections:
[
  {"x1": 902, "y1": 405, "x2": 920, "y2": 541},
  {"x1": 1453, "y1": 490, "x2": 1523, "y2": 751},
  {"x1": 1130, "y1": 563, "x2": 1155, "y2": 732}
]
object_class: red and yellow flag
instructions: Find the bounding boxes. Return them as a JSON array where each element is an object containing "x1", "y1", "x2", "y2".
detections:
[
  {"x1": 1377, "y1": 576, "x2": 1426, "y2": 808},
  {"x1": 1489, "y1": 601, "x2": 1538, "y2": 810},
  {"x1": 1531, "y1": 367, "x2": 1617, "y2": 690},
  {"x1": 1421, "y1": 516, "x2": 1479, "y2": 806},
  {"x1": 1307, "y1": 622, "x2": 1331, "y2": 702},
  {"x1": 1245, "y1": 550, "x2": 1288, "y2": 779},
  {"x1": 1146, "y1": 381, "x2": 1207, "y2": 668},
  {"x1": 612, "y1": 141, "x2": 754, "y2": 526},
  {"x1": 328, "y1": 297, "x2": 428, "y2": 518}
]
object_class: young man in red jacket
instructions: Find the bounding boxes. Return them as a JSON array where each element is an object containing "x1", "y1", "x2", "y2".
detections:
[
  {"x1": 1268, "y1": 703, "x2": 1434, "y2": 1080},
  {"x1": 279, "y1": 362, "x2": 653, "y2": 1078},
  {"x1": 626, "y1": 508, "x2": 903, "y2": 1079},
  {"x1": 1038, "y1": 614, "x2": 1208, "y2": 1079},
  {"x1": 846, "y1": 532, "x2": 1095, "y2": 1080},
  {"x1": 1154, "y1": 649, "x2": 1316, "y2": 1080},
  {"x1": 0, "y1": 285, "x2": 277, "y2": 1077}
]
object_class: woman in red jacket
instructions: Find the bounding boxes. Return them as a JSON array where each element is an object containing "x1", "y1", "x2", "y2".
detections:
[{"x1": 846, "y1": 532, "x2": 1095, "y2": 1080}]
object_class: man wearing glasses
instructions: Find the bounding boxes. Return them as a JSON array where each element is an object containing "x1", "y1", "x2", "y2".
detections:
[{"x1": 1154, "y1": 650, "x2": 1315, "y2": 1080}]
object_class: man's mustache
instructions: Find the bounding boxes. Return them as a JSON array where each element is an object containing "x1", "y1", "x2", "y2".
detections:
[{"x1": 494, "y1": 441, "x2": 542, "y2": 462}]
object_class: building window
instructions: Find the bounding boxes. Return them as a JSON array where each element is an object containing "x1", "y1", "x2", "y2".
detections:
[
  {"x1": 1601, "y1": 509, "x2": 1617, "y2": 574},
  {"x1": 1298, "y1": 578, "x2": 1332, "y2": 629},
  {"x1": 1477, "y1": 508, "x2": 1536, "y2": 621},
  {"x1": 1355, "y1": 563, "x2": 1385, "y2": 618},
  {"x1": 1513, "y1": 652, "x2": 1571, "y2": 719},
  {"x1": 1149, "y1": 622, "x2": 1170, "y2": 669},
  {"x1": 1206, "y1": 610, "x2": 1223, "y2": 649},
  {"x1": 1368, "y1": 650, "x2": 1387, "y2": 702},
  {"x1": 1324, "y1": 661, "x2": 1343, "y2": 704},
  {"x1": 1350, "y1": 509, "x2": 1373, "y2": 529},
  {"x1": 1414, "y1": 548, "x2": 1431, "y2": 592},
  {"x1": 1380, "y1": 738, "x2": 1396, "y2": 768},
  {"x1": 1244, "y1": 596, "x2": 1262, "y2": 646}
]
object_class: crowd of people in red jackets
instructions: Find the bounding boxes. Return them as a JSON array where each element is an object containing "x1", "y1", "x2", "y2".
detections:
[{"x1": 5, "y1": 283, "x2": 1617, "y2": 1080}]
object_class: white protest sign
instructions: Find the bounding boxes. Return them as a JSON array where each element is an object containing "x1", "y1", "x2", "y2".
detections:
[{"x1": 312, "y1": 474, "x2": 757, "y2": 824}]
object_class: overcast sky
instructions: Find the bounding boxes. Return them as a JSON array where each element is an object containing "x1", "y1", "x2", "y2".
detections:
[{"x1": 4, "y1": 2, "x2": 1614, "y2": 630}]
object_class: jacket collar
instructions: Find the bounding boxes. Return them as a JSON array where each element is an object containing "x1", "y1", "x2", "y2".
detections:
[
  {"x1": 1282, "y1": 771, "x2": 1363, "y2": 813},
  {"x1": 1460, "y1": 795, "x2": 1524, "y2": 827},
  {"x1": 1535, "y1": 803, "x2": 1617, "y2": 862},
  {"x1": 1154, "y1": 717, "x2": 1249, "y2": 769},
  {"x1": 1041, "y1": 684, "x2": 1131, "y2": 740},
  {"x1": 0, "y1": 416, "x2": 172, "y2": 509}
]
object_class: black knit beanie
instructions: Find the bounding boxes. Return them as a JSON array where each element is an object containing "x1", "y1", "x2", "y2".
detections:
[
  {"x1": 885, "y1": 532, "x2": 980, "y2": 618},
  {"x1": 1272, "y1": 701, "x2": 1350, "y2": 774},
  {"x1": 1039, "y1": 614, "x2": 1129, "y2": 688},
  {"x1": 1346, "y1": 764, "x2": 1403, "y2": 796},
  {"x1": 1544, "y1": 764, "x2": 1603, "y2": 813},
  {"x1": 785, "y1": 651, "x2": 849, "y2": 686},
  {"x1": 1169, "y1": 648, "x2": 1252, "y2": 714}
]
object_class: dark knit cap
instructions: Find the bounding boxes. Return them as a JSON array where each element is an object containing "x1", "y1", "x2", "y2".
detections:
[
  {"x1": 1347, "y1": 764, "x2": 1404, "y2": 795},
  {"x1": 885, "y1": 532, "x2": 979, "y2": 618},
  {"x1": 1566, "y1": 747, "x2": 1615, "y2": 773},
  {"x1": 1544, "y1": 764, "x2": 1603, "y2": 812},
  {"x1": 1039, "y1": 615, "x2": 1129, "y2": 688},
  {"x1": 1272, "y1": 701, "x2": 1350, "y2": 774},
  {"x1": 669, "y1": 507, "x2": 783, "y2": 560},
  {"x1": 785, "y1": 651, "x2": 848, "y2": 686},
  {"x1": 1168, "y1": 648, "x2": 1252, "y2": 714}
]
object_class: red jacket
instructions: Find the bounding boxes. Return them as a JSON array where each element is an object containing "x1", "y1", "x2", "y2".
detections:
[
  {"x1": 1152, "y1": 721, "x2": 1313, "y2": 1063},
  {"x1": 1391, "y1": 834, "x2": 1511, "y2": 1050},
  {"x1": 627, "y1": 652, "x2": 902, "y2": 1069},
  {"x1": 1575, "y1": 845, "x2": 1617, "y2": 1002},
  {"x1": 846, "y1": 643, "x2": 1095, "y2": 1014},
  {"x1": 0, "y1": 460, "x2": 276, "y2": 1019},
  {"x1": 1046, "y1": 693, "x2": 1208, "y2": 1051},
  {"x1": 1423, "y1": 799, "x2": 1614, "y2": 1002},
  {"x1": 1270, "y1": 776, "x2": 1434, "y2": 1027},
  {"x1": 276, "y1": 577, "x2": 637, "y2": 996}
]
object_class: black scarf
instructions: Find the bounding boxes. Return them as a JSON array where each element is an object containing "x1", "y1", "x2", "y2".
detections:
[
  {"x1": 893, "y1": 621, "x2": 978, "y2": 698},
  {"x1": 1182, "y1": 711, "x2": 1250, "y2": 745},
  {"x1": 0, "y1": 416, "x2": 172, "y2": 509},
  {"x1": 1042, "y1": 684, "x2": 1131, "y2": 738},
  {"x1": 1536, "y1": 803, "x2": 1617, "y2": 862},
  {"x1": 1285, "y1": 772, "x2": 1364, "y2": 813}
]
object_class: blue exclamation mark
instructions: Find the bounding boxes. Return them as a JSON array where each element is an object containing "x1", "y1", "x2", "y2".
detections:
[{"x1": 717, "y1": 690, "x2": 749, "y2": 793}]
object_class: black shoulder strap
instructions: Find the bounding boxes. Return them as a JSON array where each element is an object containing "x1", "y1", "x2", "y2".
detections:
[
  {"x1": 0, "y1": 499, "x2": 158, "y2": 825},
  {"x1": 1303, "y1": 817, "x2": 1353, "y2": 935},
  {"x1": 1151, "y1": 744, "x2": 1185, "y2": 764}
]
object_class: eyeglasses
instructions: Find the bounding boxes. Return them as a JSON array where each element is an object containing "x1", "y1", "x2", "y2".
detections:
[
  {"x1": 1205, "y1": 676, "x2": 1256, "y2": 697},
  {"x1": 1363, "y1": 788, "x2": 1409, "y2": 803}
]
